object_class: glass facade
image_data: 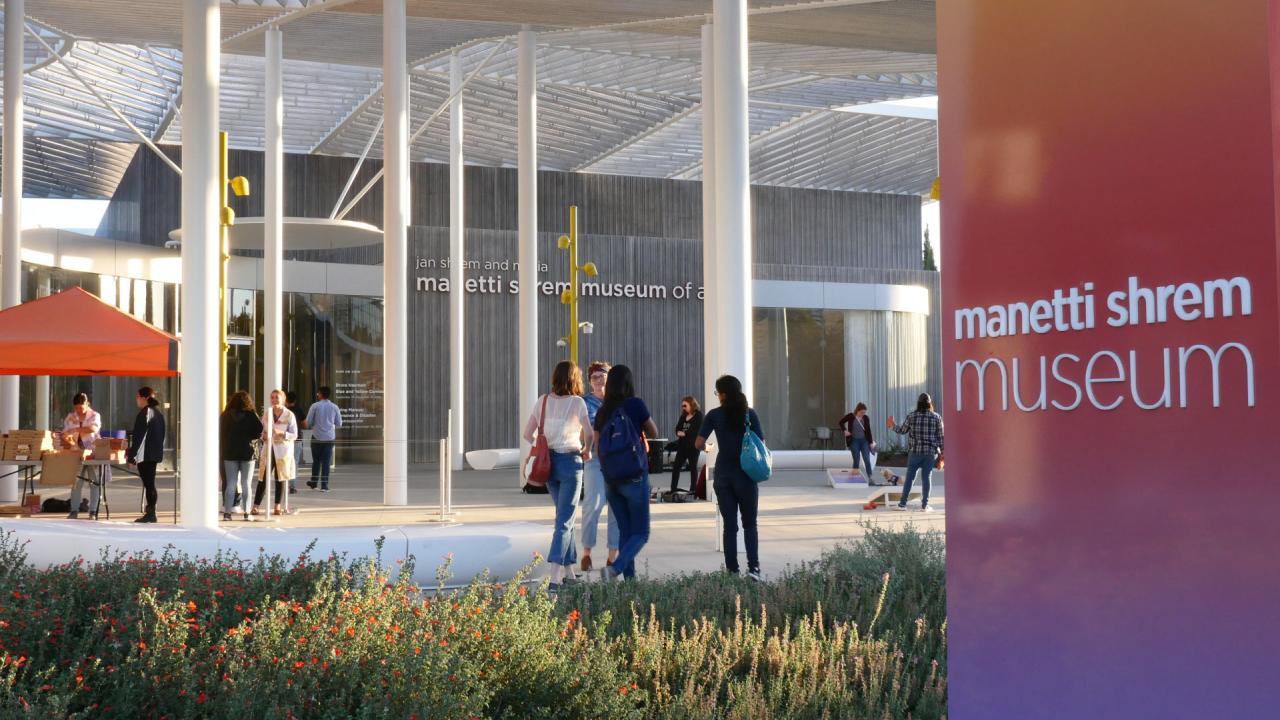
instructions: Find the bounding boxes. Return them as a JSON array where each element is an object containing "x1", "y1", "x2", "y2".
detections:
[
  {"x1": 17, "y1": 264, "x2": 384, "y2": 465},
  {"x1": 752, "y1": 308, "x2": 847, "y2": 451},
  {"x1": 17, "y1": 260, "x2": 926, "y2": 465},
  {"x1": 753, "y1": 307, "x2": 930, "y2": 453}
]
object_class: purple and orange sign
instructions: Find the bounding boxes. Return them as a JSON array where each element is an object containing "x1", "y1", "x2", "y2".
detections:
[{"x1": 939, "y1": 0, "x2": 1280, "y2": 716}]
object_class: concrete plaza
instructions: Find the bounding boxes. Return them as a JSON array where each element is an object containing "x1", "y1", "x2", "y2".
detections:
[{"x1": 41, "y1": 465, "x2": 945, "y2": 579}]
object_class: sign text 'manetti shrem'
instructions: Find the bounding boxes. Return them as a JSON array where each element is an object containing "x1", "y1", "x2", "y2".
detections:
[{"x1": 953, "y1": 274, "x2": 1255, "y2": 412}]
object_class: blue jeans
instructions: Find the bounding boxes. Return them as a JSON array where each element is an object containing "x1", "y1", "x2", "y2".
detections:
[
  {"x1": 222, "y1": 460, "x2": 255, "y2": 514},
  {"x1": 605, "y1": 473, "x2": 650, "y2": 578},
  {"x1": 714, "y1": 471, "x2": 760, "y2": 574},
  {"x1": 580, "y1": 458, "x2": 619, "y2": 551},
  {"x1": 849, "y1": 437, "x2": 873, "y2": 478},
  {"x1": 310, "y1": 440, "x2": 334, "y2": 489},
  {"x1": 545, "y1": 451, "x2": 584, "y2": 567},
  {"x1": 900, "y1": 452, "x2": 935, "y2": 508}
]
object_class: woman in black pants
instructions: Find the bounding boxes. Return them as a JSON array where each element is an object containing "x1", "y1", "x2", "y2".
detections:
[
  {"x1": 127, "y1": 386, "x2": 165, "y2": 523},
  {"x1": 696, "y1": 375, "x2": 765, "y2": 580},
  {"x1": 670, "y1": 396, "x2": 703, "y2": 493}
]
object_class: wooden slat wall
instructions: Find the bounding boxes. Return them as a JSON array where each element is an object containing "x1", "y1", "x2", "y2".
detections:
[{"x1": 100, "y1": 146, "x2": 935, "y2": 458}]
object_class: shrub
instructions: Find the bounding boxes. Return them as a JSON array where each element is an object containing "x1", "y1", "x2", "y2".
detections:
[{"x1": 0, "y1": 525, "x2": 946, "y2": 719}]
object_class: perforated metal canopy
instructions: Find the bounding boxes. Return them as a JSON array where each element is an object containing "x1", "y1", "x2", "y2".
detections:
[{"x1": 3, "y1": 0, "x2": 937, "y2": 199}]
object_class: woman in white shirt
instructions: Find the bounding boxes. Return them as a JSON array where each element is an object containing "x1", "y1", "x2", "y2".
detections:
[
  {"x1": 522, "y1": 361, "x2": 594, "y2": 594},
  {"x1": 65, "y1": 392, "x2": 107, "y2": 519},
  {"x1": 255, "y1": 389, "x2": 298, "y2": 516}
]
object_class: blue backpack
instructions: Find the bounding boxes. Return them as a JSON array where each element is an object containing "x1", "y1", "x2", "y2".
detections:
[{"x1": 598, "y1": 407, "x2": 647, "y2": 482}]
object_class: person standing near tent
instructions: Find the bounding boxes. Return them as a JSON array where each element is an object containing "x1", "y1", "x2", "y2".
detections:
[
  {"x1": 128, "y1": 387, "x2": 165, "y2": 523},
  {"x1": 65, "y1": 392, "x2": 107, "y2": 519}
]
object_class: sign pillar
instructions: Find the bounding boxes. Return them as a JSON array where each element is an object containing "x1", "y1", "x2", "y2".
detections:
[{"x1": 940, "y1": 1, "x2": 1280, "y2": 716}]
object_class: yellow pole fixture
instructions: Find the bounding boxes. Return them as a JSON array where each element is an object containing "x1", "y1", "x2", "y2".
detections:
[
  {"x1": 218, "y1": 131, "x2": 251, "y2": 403},
  {"x1": 929, "y1": 176, "x2": 941, "y2": 202},
  {"x1": 556, "y1": 205, "x2": 598, "y2": 368}
]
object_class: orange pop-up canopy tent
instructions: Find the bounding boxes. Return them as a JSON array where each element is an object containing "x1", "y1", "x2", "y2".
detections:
[{"x1": 0, "y1": 287, "x2": 178, "y2": 376}]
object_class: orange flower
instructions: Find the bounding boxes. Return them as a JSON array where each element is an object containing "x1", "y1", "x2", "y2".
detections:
[
  {"x1": 186, "y1": 601, "x2": 197, "y2": 613},
  {"x1": 136, "y1": 641, "x2": 147, "y2": 652}
]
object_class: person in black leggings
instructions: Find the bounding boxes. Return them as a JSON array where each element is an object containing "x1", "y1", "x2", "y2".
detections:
[
  {"x1": 670, "y1": 396, "x2": 703, "y2": 493},
  {"x1": 696, "y1": 375, "x2": 765, "y2": 580},
  {"x1": 127, "y1": 386, "x2": 165, "y2": 523}
]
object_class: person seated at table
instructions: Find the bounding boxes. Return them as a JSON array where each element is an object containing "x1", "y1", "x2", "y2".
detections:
[{"x1": 65, "y1": 392, "x2": 109, "y2": 519}]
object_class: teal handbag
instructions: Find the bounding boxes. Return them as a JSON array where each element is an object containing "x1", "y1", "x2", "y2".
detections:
[{"x1": 740, "y1": 416, "x2": 772, "y2": 483}]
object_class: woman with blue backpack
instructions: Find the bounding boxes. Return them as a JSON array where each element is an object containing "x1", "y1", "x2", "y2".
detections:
[
  {"x1": 522, "y1": 361, "x2": 595, "y2": 594},
  {"x1": 696, "y1": 375, "x2": 766, "y2": 581},
  {"x1": 593, "y1": 365, "x2": 659, "y2": 580}
]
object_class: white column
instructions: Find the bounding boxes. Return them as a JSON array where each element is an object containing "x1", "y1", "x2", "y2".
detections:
[
  {"x1": 263, "y1": 27, "x2": 284, "y2": 402},
  {"x1": 713, "y1": 0, "x2": 753, "y2": 396},
  {"x1": 180, "y1": 0, "x2": 221, "y2": 528},
  {"x1": 35, "y1": 272, "x2": 50, "y2": 431},
  {"x1": 700, "y1": 23, "x2": 719, "y2": 412},
  {"x1": 448, "y1": 50, "x2": 466, "y2": 471},
  {"x1": 0, "y1": 0, "x2": 24, "y2": 501},
  {"x1": 516, "y1": 28, "x2": 538, "y2": 485},
  {"x1": 382, "y1": 0, "x2": 409, "y2": 505}
]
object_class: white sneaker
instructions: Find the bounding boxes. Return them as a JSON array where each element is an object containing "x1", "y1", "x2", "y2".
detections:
[
  {"x1": 892, "y1": 504, "x2": 908, "y2": 511},
  {"x1": 920, "y1": 506, "x2": 935, "y2": 513}
]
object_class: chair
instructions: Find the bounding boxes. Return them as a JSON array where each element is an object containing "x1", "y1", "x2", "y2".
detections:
[{"x1": 809, "y1": 427, "x2": 831, "y2": 448}]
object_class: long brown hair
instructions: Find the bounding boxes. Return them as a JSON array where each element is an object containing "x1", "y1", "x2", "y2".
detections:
[
  {"x1": 224, "y1": 390, "x2": 256, "y2": 415},
  {"x1": 681, "y1": 396, "x2": 700, "y2": 414},
  {"x1": 550, "y1": 361, "x2": 583, "y2": 397}
]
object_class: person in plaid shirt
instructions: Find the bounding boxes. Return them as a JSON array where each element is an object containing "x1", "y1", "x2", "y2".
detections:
[{"x1": 886, "y1": 393, "x2": 944, "y2": 512}]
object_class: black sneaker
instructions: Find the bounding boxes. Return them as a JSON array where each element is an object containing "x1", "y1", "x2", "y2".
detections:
[
  {"x1": 747, "y1": 568, "x2": 763, "y2": 582},
  {"x1": 289, "y1": 487, "x2": 297, "y2": 495},
  {"x1": 134, "y1": 515, "x2": 157, "y2": 524},
  {"x1": 306, "y1": 481, "x2": 317, "y2": 489}
]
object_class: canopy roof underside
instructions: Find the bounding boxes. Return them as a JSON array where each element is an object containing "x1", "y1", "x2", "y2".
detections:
[{"x1": 3, "y1": 0, "x2": 938, "y2": 199}]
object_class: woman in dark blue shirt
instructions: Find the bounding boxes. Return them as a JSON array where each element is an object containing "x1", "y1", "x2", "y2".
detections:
[
  {"x1": 592, "y1": 365, "x2": 658, "y2": 580},
  {"x1": 696, "y1": 374, "x2": 764, "y2": 580}
]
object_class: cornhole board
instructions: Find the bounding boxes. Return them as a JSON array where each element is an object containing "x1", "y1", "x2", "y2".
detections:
[
  {"x1": 827, "y1": 468, "x2": 869, "y2": 489},
  {"x1": 867, "y1": 486, "x2": 922, "y2": 506}
]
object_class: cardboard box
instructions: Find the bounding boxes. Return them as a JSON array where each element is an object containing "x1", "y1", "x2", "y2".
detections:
[
  {"x1": 24, "y1": 494, "x2": 41, "y2": 514},
  {"x1": 39, "y1": 450, "x2": 83, "y2": 487},
  {"x1": 92, "y1": 438, "x2": 127, "y2": 463},
  {"x1": 4, "y1": 430, "x2": 53, "y2": 461}
]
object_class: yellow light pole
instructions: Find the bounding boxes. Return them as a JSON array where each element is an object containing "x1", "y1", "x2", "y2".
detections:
[
  {"x1": 219, "y1": 131, "x2": 250, "y2": 403},
  {"x1": 556, "y1": 205, "x2": 598, "y2": 368}
]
